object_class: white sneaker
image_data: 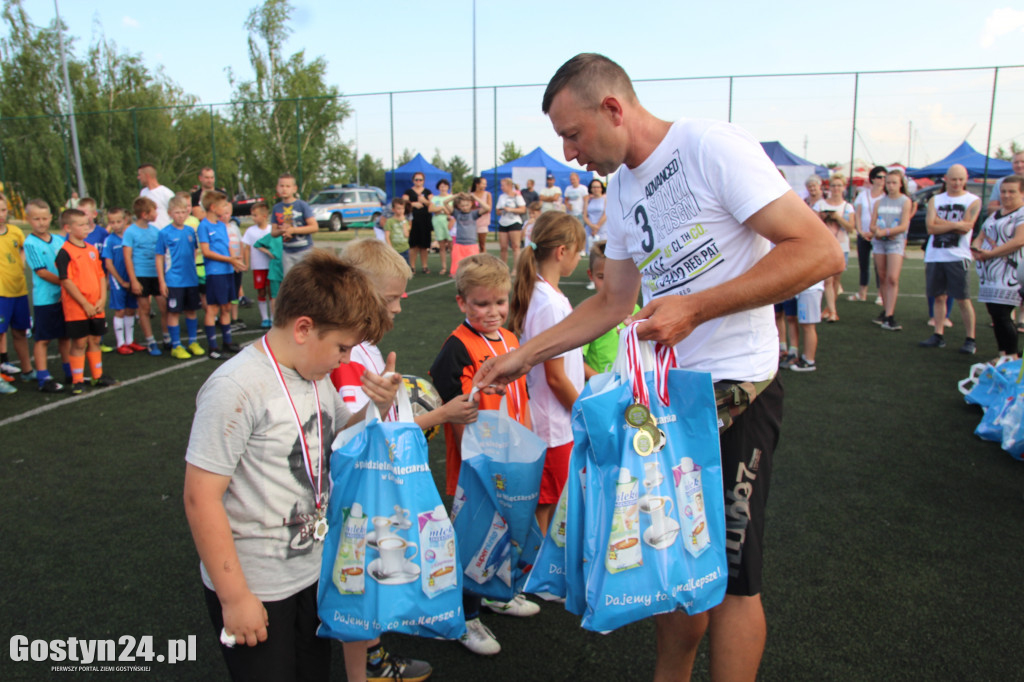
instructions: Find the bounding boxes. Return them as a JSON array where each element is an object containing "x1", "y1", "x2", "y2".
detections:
[
  {"x1": 459, "y1": 617, "x2": 501, "y2": 655},
  {"x1": 0, "y1": 361, "x2": 19, "y2": 375},
  {"x1": 585, "y1": 281, "x2": 596, "y2": 290},
  {"x1": 482, "y1": 594, "x2": 541, "y2": 617}
]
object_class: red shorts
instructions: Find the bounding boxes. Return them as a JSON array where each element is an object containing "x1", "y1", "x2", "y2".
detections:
[
  {"x1": 539, "y1": 441, "x2": 573, "y2": 504},
  {"x1": 252, "y1": 269, "x2": 269, "y2": 291}
]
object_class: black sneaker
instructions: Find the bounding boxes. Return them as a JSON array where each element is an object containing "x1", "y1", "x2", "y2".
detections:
[
  {"x1": 918, "y1": 334, "x2": 946, "y2": 348},
  {"x1": 231, "y1": 321, "x2": 248, "y2": 331},
  {"x1": 70, "y1": 383, "x2": 85, "y2": 396},
  {"x1": 91, "y1": 374, "x2": 119, "y2": 388},
  {"x1": 366, "y1": 648, "x2": 432, "y2": 682},
  {"x1": 960, "y1": 339, "x2": 977, "y2": 355},
  {"x1": 208, "y1": 350, "x2": 225, "y2": 360},
  {"x1": 872, "y1": 312, "x2": 886, "y2": 325},
  {"x1": 881, "y1": 316, "x2": 902, "y2": 331},
  {"x1": 162, "y1": 340, "x2": 173, "y2": 352},
  {"x1": 38, "y1": 378, "x2": 65, "y2": 393},
  {"x1": 790, "y1": 357, "x2": 817, "y2": 372},
  {"x1": 223, "y1": 342, "x2": 243, "y2": 353}
]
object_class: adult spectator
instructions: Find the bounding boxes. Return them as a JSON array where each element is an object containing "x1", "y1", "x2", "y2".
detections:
[
  {"x1": 804, "y1": 175, "x2": 823, "y2": 208},
  {"x1": 137, "y1": 164, "x2": 174, "y2": 227},
  {"x1": 404, "y1": 172, "x2": 434, "y2": 274},
  {"x1": 191, "y1": 167, "x2": 227, "y2": 219},
  {"x1": 520, "y1": 178, "x2": 539, "y2": 206},
  {"x1": 495, "y1": 177, "x2": 525, "y2": 266},
  {"x1": 987, "y1": 151, "x2": 1024, "y2": 216},
  {"x1": 563, "y1": 171, "x2": 588, "y2": 224},
  {"x1": 538, "y1": 173, "x2": 562, "y2": 213},
  {"x1": 850, "y1": 166, "x2": 887, "y2": 303},
  {"x1": 972, "y1": 175, "x2": 1024, "y2": 362},
  {"x1": 870, "y1": 170, "x2": 913, "y2": 331},
  {"x1": 469, "y1": 176, "x2": 492, "y2": 252},
  {"x1": 919, "y1": 164, "x2": 981, "y2": 353},
  {"x1": 582, "y1": 177, "x2": 606, "y2": 265},
  {"x1": 65, "y1": 190, "x2": 80, "y2": 210},
  {"x1": 475, "y1": 53, "x2": 842, "y2": 682}
]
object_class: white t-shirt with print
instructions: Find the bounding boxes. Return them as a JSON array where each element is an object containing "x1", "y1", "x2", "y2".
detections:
[
  {"x1": 812, "y1": 198, "x2": 853, "y2": 254},
  {"x1": 603, "y1": 118, "x2": 790, "y2": 382},
  {"x1": 564, "y1": 184, "x2": 588, "y2": 216},
  {"x1": 521, "y1": 278, "x2": 583, "y2": 447},
  {"x1": 925, "y1": 191, "x2": 980, "y2": 263}
]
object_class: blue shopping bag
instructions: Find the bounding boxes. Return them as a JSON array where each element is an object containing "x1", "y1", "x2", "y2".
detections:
[
  {"x1": 578, "y1": 324, "x2": 727, "y2": 633},
  {"x1": 960, "y1": 359, "x2": 1023, "y2": 408},
  {"x1": 317, "y1": 388, "x2": 465, "y2": 642},
  {"x1": 999, "y1": 393, "x2": 1024, "y2": 460},
  {"x1": 454, "y1": 395, "x2": 547, "y2": 601},
  {"x1": 975, "y1": 395, "x2": 1017, "y2": 442}
]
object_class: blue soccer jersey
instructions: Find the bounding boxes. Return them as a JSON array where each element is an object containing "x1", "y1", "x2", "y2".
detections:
[
  {"x1": 85, "y1": 225, "x2": 108, "y2": 248},
  {"x1": 155, "y1": 225, "x2": 199, "y2": 288},
  {"x1": 197, "y1": 219, "x2": 233, "y2": 276},
  {"x1": 23, "y1": 232, "x2": 66, "y2": 306},
  {"x1": 122, "y1": 223, "x2": 159, "y2": 277},
  {"x1": 101, "y1": 233, "x2": 128, "y2": 281}
]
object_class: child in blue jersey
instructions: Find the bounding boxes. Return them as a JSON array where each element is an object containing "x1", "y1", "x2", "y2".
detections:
[
  {"x1": 101, "y1": 208, "x2": 143, "y2": 355},
  {"x1": 80, "y1": 197, "x2": 108, "y2": 249},
  {"x1": 197, "y1": 191, "x2": 245, "y2": 360},
  {"x1": 22, "y1": 199, "x2": 71, "y2": 393},
  {"x1": 271, "y1": 173, "x2": 317, "y2": 276},
  {"x1": 124, "y1": 197, "x2": 164, "y2": 356},
  {"x1": 156, "y1": 196, "x2": 205, "y2": 360}
]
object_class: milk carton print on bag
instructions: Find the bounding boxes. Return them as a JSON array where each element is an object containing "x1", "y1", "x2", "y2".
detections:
[
  {"x1": 606, "y1": 466, "x2": 642, "y2": 573},
  {"x1": 332, "y1": 502, "x2": 367, "y2": 594},
  {"x1": 673, "y1": 457, "x2": 711, "y2": 557},
  {"x1": 418, "y1": 504, "x2": 458, "y2": 597}
]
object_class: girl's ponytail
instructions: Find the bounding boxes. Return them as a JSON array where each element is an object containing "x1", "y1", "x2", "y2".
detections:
[{"x1": 510, "y1": 212, "x2": 586, "y2": 336}]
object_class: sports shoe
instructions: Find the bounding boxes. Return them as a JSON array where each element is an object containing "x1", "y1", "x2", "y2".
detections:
[
  {"x1": 459, "y1": 618, "x2": 500, "y2": 656},
  {"x1": 881, "y1": 316, "x2": 902, "y2": 331},
  {"x1": 100, "y1": 343, "x2": 114, "y2": 353},
  {"x1": 239, "y1": 296, "x2": 252, "y2": 308},
  {"x1": 366, "y1": 648, "x2": 432, "y2": 682},
  {"x1": 70, "y1": 382, "x2": 85, "y2": 395},
  {"x1": 19, "y1": 369, "x2": 37, "y2": 382},
  {"x1": 482, "y1": 594, "x2": 541, "y2": 617},
  {"x1": 230, "y1": 321, "x2": 247, "y2": 331},
  {"x1": 918, "y1": 334, "x2": 946, "y2": 348},
  {"x1": 170, "y1": 345, "x2": 192, "y2": 360},
  {"x1": 779, "y1": 351, "x2": 798, "y2": 369},
  {"x1": 260, "y1": 319, "x2": 272, "y2": 329},
  {"x1": 872, "y1": 312, "x2": 886, "y2": 325},
  {"x1": 0, "y1": 379, "x2": 16, "y2": 395},
  {"x1": 790, "y1": 357, "x2": 817, "y2": 372},
  {"x1": 162, "y1": 340, "x2": 172, "y2": 352},
  {"x1": 208, "y1": 350, "x2": 225, "y2": 361},
  {"x1": 0, "y1": 361, "x2": 20, "y2": 374},
  {"x1": 585, "y1": 281, "x2": 596, "y2": 290},
  {"x1": 128, "y1": 342, "x2": 147, "y2": 352},
  {"x1": 148, "y1": 342, "x2": 163, "y2": 356},
  {"x1": 116, "y1": 345, "x2": 133, "y2": 355},
  {"x1": 960, "y1": 339, "x2": 977, "y2": 355},
  {"x1": 91, "y1": 374, "x2": 119, "y2": 388},
  {"x1": 39, "y1": 378, "x2": 64, "y2": 393},
  {"x1": 874, "y1": 295, "x2": 883, "y2": 305},
  {"x1": 223, "y1": 342, "x2": 242, "y2": 353},
  {"x1": 187, "y1": 342, "x2": 206, "y2": 356},
  {"x1": 0, "y1": 372, "x2": 12, "y2": 382}
]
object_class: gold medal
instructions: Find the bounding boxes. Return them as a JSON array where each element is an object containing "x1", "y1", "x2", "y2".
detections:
[
  {"x1": 633, "y1": 429, "x2": 655, "y2": 456},
  {"x1": 624, "y1": 403, "x2": 651, "y2": 428},
  {"x1": 640, "y1": 422, "x2": 662, "y2": 450},
  {"x1": 313, "y1": 514, "x2": 329, "y2": 542}
]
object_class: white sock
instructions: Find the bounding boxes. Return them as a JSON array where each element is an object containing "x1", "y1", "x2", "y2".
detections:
[
  {"x1": 257, "y1": 300, "x2": 269, "y2": 321},
  {"x1": 113, "y1": 316, "x2": 126, "y2": 347},
  {"x1": 125, "y1": 315, "x2": 136, "y2": 343}
]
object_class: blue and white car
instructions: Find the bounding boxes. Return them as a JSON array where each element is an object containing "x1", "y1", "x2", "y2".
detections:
[{"x1": 309, "y1": 185, "x2": 384, "y2": 231}]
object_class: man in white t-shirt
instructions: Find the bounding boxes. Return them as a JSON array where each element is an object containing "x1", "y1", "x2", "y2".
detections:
[
  {"x1": 563, "y1": 172, "x2": 587, "y2": 218},
  {"x1": 920, "y1": 164, "x2": 981, "y2": 354},
  {"x1": 475, "y1": 53, "x2": 842, "y2": 682},
  {"x1": 538, "y1": 173, "x2": 562, "y2": 213},
  {"x1": 137, "y1": 163, "x2": 174, "y2": 228}
]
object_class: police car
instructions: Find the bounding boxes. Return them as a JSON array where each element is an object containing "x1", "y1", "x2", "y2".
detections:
[{"x1": 309, "y1": 185, "x2": 384, "y2": 231}]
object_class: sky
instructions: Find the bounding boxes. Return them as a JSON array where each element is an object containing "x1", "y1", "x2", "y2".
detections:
[{"x1": 7, "y1": 1, "x2": 1024, "y2": 178}]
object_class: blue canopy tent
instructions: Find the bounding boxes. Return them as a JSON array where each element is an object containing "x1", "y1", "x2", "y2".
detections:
[
  {"x1": 906, "y1": 142, "x2": 1013, "y2": 179},
  {"x1": 478, "y1": 147, "x2": 593, "y2": 226},
  {"x1": 384, "y1": 154, "x2": 452, "y2": 202},
  {"x1": 759, "y1": 141, "x2": 829, "y2": 194}
]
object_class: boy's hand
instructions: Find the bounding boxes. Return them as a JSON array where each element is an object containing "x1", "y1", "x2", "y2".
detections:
[
  {"x1": 441, "y1": 394, "x2": 478, "y2": 425},
  {"x1": 360, "y1": 352, "x2": 401, "y2": 415},
  {"x1": 231, "y1": 258, "x2": 245, "y2": 272},
  {"x1": 130, "y1": 279, "x2": 142, "y2": 295},
  {"x1": 83, "y1": 303, "x2": 98, "y2": 318},
  {"x1": 221, "y1": 591, "x2": 269, "y2": 647},
  {"x1": 160, "y1": 283, "x2": 169, "y2": 298}
]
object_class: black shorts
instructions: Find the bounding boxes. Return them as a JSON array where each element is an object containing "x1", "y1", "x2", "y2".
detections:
[
  {"x1": 166, "y1": 286, "x2": 201, "y2": 313},
  {"x1": 136, "y1": 276, "x2": 161, "y2": 298},
  {"x1": 719, "y1": 374, "x2": 783, "y2": 597},
  {"x1": 925, "y1": 260, "x2": 970, "y2": 300},
  {"x1": 233, "y1": 271, "x2": 244, "y2": 301},
  {"x1": 65, "y1": 317, "x2": 106, "y2": 340},
  {"x1": 32, "y1": 303, "x2": 66, "y2": 341},
  {"x1": 497, "y1": 221, "x2": 523, "y2": 234}
]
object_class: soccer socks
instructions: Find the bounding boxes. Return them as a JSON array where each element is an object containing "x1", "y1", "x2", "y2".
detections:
[
  {"x1": 87, "y1": 350, "x2": 102, "y2": 380},
  {"x1": 205, "y1": 325, "x2": 219, "y2": 350},
  {"x1": 125, "y1": 315, "x2": 136, "y2": 344},
  {"x1": 185, "y1": 317, "x2": 199, "y2": 344},
  {"x1": 113, "y1": 316, "x2": 126, "y2": 347},
  {"x1": 36, "y1": 369, "x2": 51, "y2": 389},
  {"x1": 62, "y1": 361, "x2": 72, "y2": 383},
  {"x1": 257, "y1": 299, "x2": 269, "y2": 321},
  {"x1": 169, "y1": 325, "x2": 181, "y2": 348},
  {"x1": 70, "y1": 355, "x2": 85, "y2": 385},
  {"x1": 221, "y1": 323, "x2": 233, "y2": 345}
]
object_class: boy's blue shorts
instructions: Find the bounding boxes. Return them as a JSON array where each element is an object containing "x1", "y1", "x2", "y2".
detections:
[
  {"x1": 33, "y1": 302, "x2": 66, "y2": 341},
  {"x1": 780, "y1": 298, "x2": 798, "y2": 317},
  {"x1": 0, "y1": 295, "x2": 31, "y2": 333},
  {"x1": 166, "y1": 286, "x2": 201, "y2": 313},
  {"x1": 108, "y1": 281, "x2": 137, "y2": 311},
  {"x1": 205, "y1": 273, "x2": 235, "y2": 306}
]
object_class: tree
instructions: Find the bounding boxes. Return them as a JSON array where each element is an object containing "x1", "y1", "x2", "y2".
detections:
[
  {"x1": 430, "y1": 148, "x2": 447, "y2": 172},
  {"x1": 395, "y1": 148, "x2": 416, "y2": 167},
  {"x1": 995, "y1": 142, "x2": 1022, "y2": 160},
  {"x1": 447, "y1": 154, "x2": 472, "y2": 192},
  {"x1": 229, "y1": 0, "x2": 350, "y2": 199},
  {"x1": 499, "y1": 141, "x2": 523, "y2": 165},
  {"x1": 356, "y1": 154, "x2": 386, "y2": 190}
]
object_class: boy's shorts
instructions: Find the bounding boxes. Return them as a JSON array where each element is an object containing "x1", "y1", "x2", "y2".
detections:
[
  {"x1": 925, "y1": 260, "x2": 971, "y2": 300},
  {"x1": 269, "y1": 279, "x2": 281, "y2": 299},
  {"x1": 232, "y1": 271, "x2": 244, "y2": 302},
  {"x1": 779, "y1": 297, "x2": 797, "y2": 317},
  {"x1": 135, "y1": 276, "x2": 161, "y2": 298},
  {"x1": 253, "y1": 269, "x2": 268, "y2": 291},
  {"x1": 33, "y1": 303, "x2": 66, "y2": 341},
  {"x1": 871, "y1": 238, "x2": 905, "y2": 256},
  {"x1": 65, "y1": 317, "x2": 107, "y2": 340},
  {"x1": 0, "y1": 295, "x2": 31, "y2": 333},
  {"x1": 539, "y1": 441, "x2": 573, "y2": 505},
  {"x1": 796, "y1": 290, "x2": 823, "y2": 324},
  {"x1": 205, "y1": 273, "x2": 235, "y2": 306},
  {"x1": 719, "y1": 375, "x2": 782, "y2": 597},
  {"x1": 166, "y1": 286, "x2": 201, "y2": 313},
  {"x1": 108, "y1": 282, "x2": 137, "y2": 312}
]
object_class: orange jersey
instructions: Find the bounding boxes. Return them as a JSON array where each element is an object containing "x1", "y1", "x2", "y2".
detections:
[{"x1": 55, "y1": 241, "x2": 105, "y2": 321}]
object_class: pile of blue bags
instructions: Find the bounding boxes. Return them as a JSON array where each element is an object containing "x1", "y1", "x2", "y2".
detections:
[{"x1": 960, "y1": 358, "x2": 1024, "y2": 460}]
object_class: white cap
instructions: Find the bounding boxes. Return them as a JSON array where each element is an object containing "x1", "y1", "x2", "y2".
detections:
[
  {"x1": 680, "y1": 457, "x2": 695, "y2": 473},
  {"x1": 617, "y1": 466, "x2": 632, "y2": 484},
  {"x1": 351, "y1": 502, "x2": 363, "y2": 518}
]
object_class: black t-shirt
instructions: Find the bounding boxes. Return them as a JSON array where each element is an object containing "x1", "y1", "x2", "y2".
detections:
[
  {"x1": 521, "y1": 188, "x2": 539, "y2": 206},
  {"x1": 191, "y1": 186, "x2": 228, "y2": 208},
  {"x1": 403, "y1": 188, "x2": 433, "y2": 230}
]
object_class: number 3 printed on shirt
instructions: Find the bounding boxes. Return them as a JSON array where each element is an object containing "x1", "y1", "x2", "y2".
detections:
[{"x1": 635, "y1": 205, "x2": 654, "y2": 253}]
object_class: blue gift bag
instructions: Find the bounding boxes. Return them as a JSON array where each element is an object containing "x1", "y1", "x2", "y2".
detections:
[
  {"x1": 999, "y1": 394, "x2": 1024, "y2": 460},
  {"x1": 578, "y1": 324, "x2": 727, "y2": 633},
  {"x1": 976, "y1": 395, "x2": 1016, "y2": 442},
  {"x1": 317, "y1": 388, "x2": 465, "y2": 642},
  {"x1": 455, "y1": 396, "x2": 547, "y2": 601},
  {"x1": 960, "y1": 359, "x2": 1023, "y2": 408}
]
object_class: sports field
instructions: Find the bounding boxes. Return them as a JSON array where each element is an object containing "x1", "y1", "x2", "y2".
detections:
[{"x1": 2, "y1": 240, "x2": 1023, "y2": 681}]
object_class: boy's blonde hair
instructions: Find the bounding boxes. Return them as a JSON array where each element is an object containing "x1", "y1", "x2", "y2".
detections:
[
  {"x1": 201, "y1": 190, "x2": 228, "y2": 211},
  {"x1": 453, "y1": 192, "x2": 474, "y2": 209},
  {"x1": 527, "y1": 201, "x2": 542, "y2": 213},
  {"x1": 340, "y1": 238, "x2": 413, "y2": 283},
  {"x1": 77, "y1": 197, "x2": 97, "y2": 210},
  {"x1": 168, "y1": 195, "x2": 190, "y2": 212},
  {"x1": 132, "y1": 196, "x2": 156, "y2": 218},
  {"x1": 273, "y1": 249, "x2": 392, "y2": 344},
  {"x1": 455, "y1": 253, "x2": 511, "y2": 297},
  {"x1": 26, "y1": 198, "x2": 50, "y2": 214}
]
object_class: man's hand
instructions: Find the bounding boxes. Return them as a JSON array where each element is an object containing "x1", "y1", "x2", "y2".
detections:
[
  {"x1": 633, "y1": 296, "x2": 702, "y2": 347},
  {"x1": 220, "y1": 590, "x2": 269, "y2": 647},
  {"x1": 360, "y1": 352, "x2": 401, "y2": 416},
  {"x1": 474, "y1": 349, "x2": 532, "y2": 393}
]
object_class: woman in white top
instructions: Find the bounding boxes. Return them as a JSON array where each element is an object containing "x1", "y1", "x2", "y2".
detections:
[
  {"x1": 582, "y1": 178, "x2": 606, "y2": 252},
  {"x1": 851, "y1": 166, "x2": 888, "y2": 302},
  {"x1": 495, "y1": 178, "x2": 526, "y2": 267},
  {"x1": 813, "y1": 174, "x2": 854, "y2": 322}
]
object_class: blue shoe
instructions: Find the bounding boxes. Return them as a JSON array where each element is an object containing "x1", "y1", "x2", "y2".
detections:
[
  {"x1": 148, "y1": 342, "x2": 163, "y2": 356},
  {"x1": 19, "y1": 369, "x2": 37, "y2": 382},
  {"x1": 261, "y1": 319, "x2": 272, "y2": 329},
  {"x1": 0, "y1": 379, "x2": 17, "y2": 395}
]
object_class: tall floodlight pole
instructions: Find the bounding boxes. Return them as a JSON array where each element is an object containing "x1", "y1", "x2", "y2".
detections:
[
  {"x1": 54, "y1": 0, "x2": 86, "y2": 198},
  {"x1": 472, "y1": 0, "x2": 477, "y2": 175}
]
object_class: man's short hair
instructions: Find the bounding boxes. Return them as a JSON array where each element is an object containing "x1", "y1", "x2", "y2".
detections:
[
  {"x1": 60, "y1": 208, "x2": 85, "y2": 228},
  {"x1": 1001, "y1": 174, "x2": 1024, "y2": 192},
  {"x1": 199, "y1": 166, "x2": 214, "y2": 175},
  {"x1": 201, "y1": 190, "x2": 229, "y2": 211},
  {"x1": 132, "y1": 196, "x2": 156, "y2": 218},
  {"x1": 273, "y1": 249, "x2": 392, "y2": 344},
  {"x1": 340, "y1": 238, "x2": 413, "y2": 283},
  {"x1": 455, "y1": 253, "x2": 511, "y2": 298},
  {"x1": 542, "y1": 53, "x2": 638, "y2": 113},
  {"x1": 77, "y1": 197, "x2": 97, "y2": 210},
  {"x1": 26, "y1": 198, "x2": 50, "y2": 213},
  {"x1": 167, "y1": 196, "x2": 190, "y2": 212},
  {"x1": 278, "y1": 173, "x2": 296, "y2": 182}
]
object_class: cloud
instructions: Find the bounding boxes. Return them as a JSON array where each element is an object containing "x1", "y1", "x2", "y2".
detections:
[
  {"x1": 122, "y1": 16, "x2": 139, "y2": 29},
  {"x1": 980, "y1": 8, "x2": 1024, "y2": 48}
]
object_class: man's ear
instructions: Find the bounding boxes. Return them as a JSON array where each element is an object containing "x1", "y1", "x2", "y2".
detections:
[{"x1": 601, "y1": 95, "x2": 625, "y2": 126}]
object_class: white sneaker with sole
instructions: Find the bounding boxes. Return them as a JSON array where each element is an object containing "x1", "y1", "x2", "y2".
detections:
[
  {"x1": 482, "y1": 593, "x2": 541, "y2": 617},
  {"x1": 459, "y1": 618, "x2": 501, "y2": 655}
]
